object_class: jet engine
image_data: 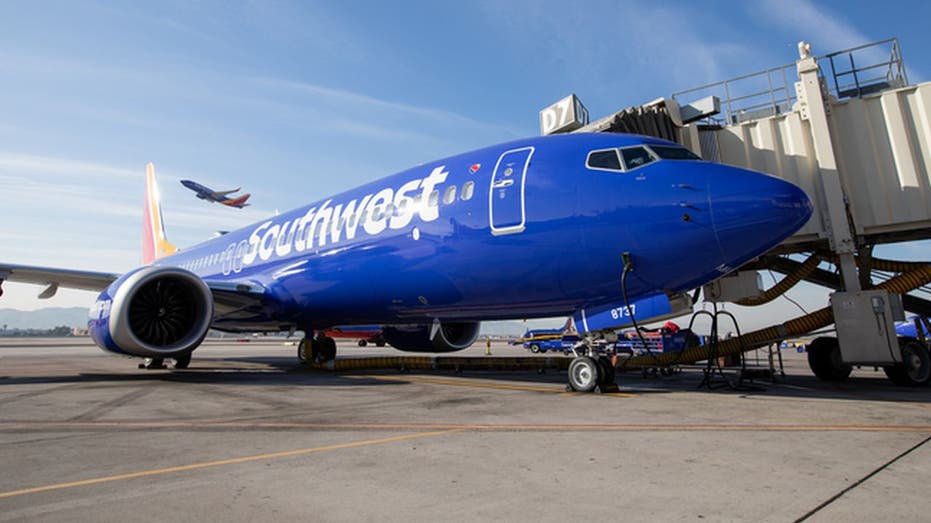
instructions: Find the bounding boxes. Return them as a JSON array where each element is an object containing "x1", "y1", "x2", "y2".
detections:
[
  {"x1": 88, "y1": 266, "x2": 213, "y2": 358},
  {"x1": 382, "y1": 321, "x2": 480, "y2": 352}
]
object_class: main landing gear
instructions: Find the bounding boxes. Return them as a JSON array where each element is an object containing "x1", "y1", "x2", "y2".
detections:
[
  {"x1": 297, "y1": 332, "x2": 337, "y2": 364},
  {"x1": 138, "y1": 354, "x2": 191, "y2": 370},
  {"x1": 566, "y1": 336, "x2": 619, "y2": 393}
]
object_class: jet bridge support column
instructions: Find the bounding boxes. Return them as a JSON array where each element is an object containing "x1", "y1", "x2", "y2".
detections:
[{"x1": 794, "y1": 42, "x2": 860, "y2": 293}]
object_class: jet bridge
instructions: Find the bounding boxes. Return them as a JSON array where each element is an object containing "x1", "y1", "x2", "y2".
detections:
[{"x1": 545, "y1": 38, "x2": 931, "y2": 385}]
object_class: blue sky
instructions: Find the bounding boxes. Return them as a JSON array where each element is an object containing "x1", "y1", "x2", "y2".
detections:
[{"x1": 1, "y1": 0, "x2": 929, "y2": 331}]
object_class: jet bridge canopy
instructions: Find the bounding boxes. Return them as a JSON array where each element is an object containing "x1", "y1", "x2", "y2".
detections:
[{"x1": 670, "y1": 38, "x2": 930, "y2": 250}]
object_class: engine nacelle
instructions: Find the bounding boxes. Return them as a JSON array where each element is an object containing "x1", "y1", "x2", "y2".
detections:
[
  {"x1": 382, "y1": 321, "x2": 480, "y2": 353},
  {"x1": 88, "y1": 266, "x2": 213, "y2": 358}
]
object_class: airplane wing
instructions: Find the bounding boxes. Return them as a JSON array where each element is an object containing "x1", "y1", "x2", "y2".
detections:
[
  {"x1": 210, "y1": 187, "x2": 241, "y2": 198},
  {"x1": 0, "y1": 263, "x2": 268, "y2": 317},
  {"x1": 0, "y1": 263, "x2": 119, "y2": 293}
]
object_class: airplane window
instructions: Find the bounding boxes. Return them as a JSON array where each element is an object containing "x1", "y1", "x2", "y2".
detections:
[
  {"x1": 428, "y1": 189, "x2": 439, "y2": 208},
  {"x1": 443, "y1": 186, "x2": 456, "y2": 205},
  {"x1": 461, "y1": 181, "x2": 474, "y2": 201},
  {"x1": 649, "y1": 145, "x2": 701, "y2": 160},
  {"x1": 587, "y1": 149, "x2": 622, "y2": 171},
  {"x1": 621, "y1": 147, "x2": 656, "y2": 170}
]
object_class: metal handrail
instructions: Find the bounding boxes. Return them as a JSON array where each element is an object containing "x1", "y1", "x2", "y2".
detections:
[{"x1": 672, "y1": 38, "x2": 908, "y2": 125}]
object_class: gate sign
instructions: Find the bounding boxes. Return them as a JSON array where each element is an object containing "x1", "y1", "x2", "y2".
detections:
[{"x1": 539, "y1": 94, "x2": 589, "y2": 135}]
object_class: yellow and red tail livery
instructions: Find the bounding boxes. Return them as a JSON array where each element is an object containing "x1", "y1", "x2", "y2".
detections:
[{"x1": 142, "y1": 163, "x2": 178, "y2": 265}]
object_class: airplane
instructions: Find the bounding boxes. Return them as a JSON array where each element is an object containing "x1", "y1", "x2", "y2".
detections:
[
  {"x1": 0, "y1": 133, "x2": 812, "y2": 392},
  {"x1": 323, "y1": 325, "x2": 385, "y2": 347},
  {"x1": 181, "y1": 179, "x2": 251, "y2": 208}
]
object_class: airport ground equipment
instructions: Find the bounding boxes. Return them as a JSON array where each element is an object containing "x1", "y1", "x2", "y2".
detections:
[
  {"x1": 522, "y1": 334, "x2": 578, "y2": 354},
  {"x1": 548, "y1": 38, "x2": 931, "y2": 386}
]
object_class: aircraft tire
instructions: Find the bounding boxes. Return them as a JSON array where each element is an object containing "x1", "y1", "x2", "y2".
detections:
[
  {"x1": 172, "y1": 354, "x2": 191, "y2": 369},
  {"x1": 358, "y1": 340, "x2": 368, "y2": 347},
  {"x1": 568, "y1": 356, "x2": 599, "y2": 392},
  {"x1": 883, "y1": 340, "x2": 931, "y2": 386},
  {"x1": 321, "y1": 336, "x2": 337, "y2": 361},
  {"x1": 530, "y1": 344, "x2": 541, "y2": 354},
  {"x1": 597, "y1": 356, "x2": 616, "y2": 386},
  {"x1": 807, "y1": 337, "x2": 851, "y2": 382},
  {"x1": 297, "y1": 339, "x2": 309, "y2": 364}
]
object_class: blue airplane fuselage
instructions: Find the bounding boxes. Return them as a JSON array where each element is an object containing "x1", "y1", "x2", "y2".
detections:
[{"x1": 157, "y1": 133, "x2": 812, "y2": 331}]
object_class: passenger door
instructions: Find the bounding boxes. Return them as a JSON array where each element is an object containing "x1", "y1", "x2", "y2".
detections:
[{"x1": 489, "y1": 147, "x2": 533, "y2": 236}]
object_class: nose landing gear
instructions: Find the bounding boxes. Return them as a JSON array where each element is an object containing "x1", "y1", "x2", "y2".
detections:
[{"x1": 566, "y1": 338, "x2": 619, "y2": 393}]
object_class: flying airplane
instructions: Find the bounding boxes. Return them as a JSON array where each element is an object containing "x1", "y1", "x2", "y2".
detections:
[
  {"x1": 181, "y1": 179, "x2": 251, "y2": 208},
  {"x1": 0, "y1": 133, "x2": 812, "y2": 391}
]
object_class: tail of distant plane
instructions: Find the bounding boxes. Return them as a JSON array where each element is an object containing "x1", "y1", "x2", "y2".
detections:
[
  {"x1": 222, "y1": 193, "x2": 251, "y2": 208},
  {"x1": 142, "y1": 163, "x2": 179, "y2": 265}
]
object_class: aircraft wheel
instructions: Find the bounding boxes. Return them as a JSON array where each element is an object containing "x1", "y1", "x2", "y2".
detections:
[
  {"x1": 172, "y1": 354, "x2": 191, "y2": 369},
  {"x1": 139, "y1": 358, "x2": 166, "y2": 370},
  {"x1": 568, "y1": 356, "x2": 599, "y2": 392},
  {"x1": 883, "y1": 340, "x2": 931, "y2": 386},
  {"x1": 375, "y1": 340, "x2": 386, "y2": 347},
  {"x1": 597, "y1": 356, "x2": 616, "y2": 386},
  {"x1": 358, "y1": 340, "x2": 368, "y2": 347},
  {"x1": 319, "y1": 336, "x2": 337, "y2": 361},
  {"x1": 807, "y1": 337, "x2": 851, "y2": 381},
  {"x1": 530, "y1": 344, "x2": 541, "y2": 354},
  {"x1": 297, "y1": 339, "x2": 309, "y2": 364}
]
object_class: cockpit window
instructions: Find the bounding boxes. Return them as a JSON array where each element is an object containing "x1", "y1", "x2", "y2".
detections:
[
  {"x1": 586, "y1": 149, "x2": 622, "y2": 171},
  {"x1": 649, "y1": 145, "x2": 701, "y2": 160},
  {"x1": 620, "y1": 146, "x2": 655, "y2": 170}
]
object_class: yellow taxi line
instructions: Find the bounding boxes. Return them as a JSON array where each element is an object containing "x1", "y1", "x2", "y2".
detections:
[
  {"x1": 351, "y1": 374, "x2": 636, "y2": 396},
  {"x1": 0, "y1": 429, "x2": 457, "y2": 500}
]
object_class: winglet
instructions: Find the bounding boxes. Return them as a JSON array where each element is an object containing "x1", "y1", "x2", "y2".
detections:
[{"x1": 142, "y1": 163, "x2": 178, "y2": 265}]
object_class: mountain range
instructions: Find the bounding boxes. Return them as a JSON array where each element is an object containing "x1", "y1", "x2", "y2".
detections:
[{"x1": 0, "y1": 307, "x2": 89, "y2": 330}]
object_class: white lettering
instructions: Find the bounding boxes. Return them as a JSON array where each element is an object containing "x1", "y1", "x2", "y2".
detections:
[
  {"x1": 243, "y1": 221, "x2": 271, "y2": 265},
  {"x1": 418, "y1": 166, "x2": 448, "y2": 222},
  {"x1": 275, "y1": 220, "x2": 298, "y2": 257},
  {"x1": 390, "y1": 179, "x2": 421, "y2": 230},
  {"x1": 241, "y1": 167, "x2": 455, "y2": 266},
  {"x1": 364, "y1": 188, "x2": 393, "y2": 235},
  {"x1": 293, "y1": 207, "x2": 316, "y2": 252},
  {"x1": 259, "y1": 223, "x2": 281, "y2": 261},
  {"x1": 309, "y1": 199, "x2": 333, "y2": 248}
]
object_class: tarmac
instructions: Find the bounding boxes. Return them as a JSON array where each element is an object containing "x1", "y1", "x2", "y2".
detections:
[{"x1": 1, "y1": 337, "x2": 930, "y2": 522}]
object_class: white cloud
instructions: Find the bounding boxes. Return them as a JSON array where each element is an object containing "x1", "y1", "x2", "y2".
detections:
[
  {"x1": 757, "y1": 0, "x2": 869, "y2": 51},
  {"x1": 0, "y1": 152, "x2": 139, "y2": 179}
]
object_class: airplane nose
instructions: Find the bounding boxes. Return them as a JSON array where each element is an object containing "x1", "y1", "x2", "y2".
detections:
[{"x1": 709, "y1": 167, "x2": 813, "y2": 267}]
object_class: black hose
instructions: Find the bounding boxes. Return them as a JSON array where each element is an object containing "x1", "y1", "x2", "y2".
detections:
[{"x1": 620, "y1": 254, "x2": 663, "y2": 368}]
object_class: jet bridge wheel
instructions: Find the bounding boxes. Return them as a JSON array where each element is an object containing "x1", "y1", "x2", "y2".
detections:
[
  {"x1": 883, "y1": 340, "x2": 931, "y2": 387},
  {"x1": 807, "y1": 337, "x2": 851, "y2": 382}
]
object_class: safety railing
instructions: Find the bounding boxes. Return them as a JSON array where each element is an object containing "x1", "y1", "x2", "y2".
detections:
[{"x1": 672, "y1": 38, "x2": 908, "y2": 125}]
